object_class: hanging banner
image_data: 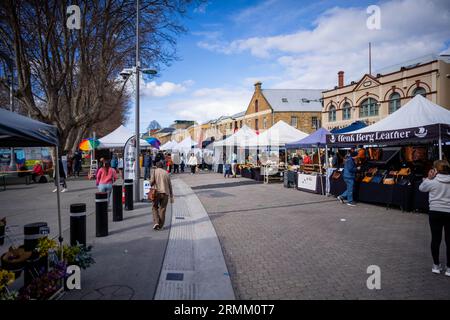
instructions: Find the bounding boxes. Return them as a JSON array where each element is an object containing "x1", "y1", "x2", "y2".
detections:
[{"x1": 123, "y1": 136, "x2": 136, "y2": 180}]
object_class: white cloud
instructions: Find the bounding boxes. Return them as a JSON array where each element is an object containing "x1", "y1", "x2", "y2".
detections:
[
  {"x1": 123, "y1": 76, "x2": 194, "y2": 98},
  {"x1": 199, "y1": 0, "x2": 450, "y2": 88},
  {"x1": 166, "y1": 87, "x2": 253, "y2": 124}
]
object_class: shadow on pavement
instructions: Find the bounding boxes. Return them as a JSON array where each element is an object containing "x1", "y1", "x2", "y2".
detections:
[{"x1": 191, "y1": 180, "x2": 261, "y2": 190}]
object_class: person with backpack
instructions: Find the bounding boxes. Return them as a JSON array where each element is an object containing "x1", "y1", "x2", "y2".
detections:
[{"x1": 96, "y1": 159, "x2": 117, "y2": 204}]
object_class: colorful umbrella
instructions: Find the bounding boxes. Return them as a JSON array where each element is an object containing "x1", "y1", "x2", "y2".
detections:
[
  {"x1": 79, "y1": 138, "x2": 100, "y2": 151},
  {"x1": 146, "y1": 137, "x2": 161, "y2": 149}
]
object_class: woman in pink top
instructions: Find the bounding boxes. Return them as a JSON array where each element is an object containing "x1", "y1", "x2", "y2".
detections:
[{"x1": 96, "y1": 160, "x2": 117, "y2": 203}]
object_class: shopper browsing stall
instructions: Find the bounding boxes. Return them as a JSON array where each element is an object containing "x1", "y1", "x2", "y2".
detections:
[
  {"x1": 419, "y1": 160, "x2": 450, "y2": 276},
  {"x1": 337, "y1": 152, "x2": 359, "y2": 207}
]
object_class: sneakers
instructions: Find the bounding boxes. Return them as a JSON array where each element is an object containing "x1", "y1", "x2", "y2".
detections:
[
  {"x1": 337, "y1": 196, "x2": 344, "y2": 204},
  {"x1": 445, "y1": 268, "x2": 450, "y2": 277},
  {"x1": 153, "y1": 224, "x2": 159, "y2": 230},
  {"x1": 432, "y1": 264, "x2": 442, "y2": 274},
  {"x1": 52, "y1": 188, "x2": 57, "y2": 193},
  {"x1": 61, "y1": 188, "x2": 68, "y2": 193},
  {"x1": 347, "y1": 202, "x2": 356, "y2": 207}
]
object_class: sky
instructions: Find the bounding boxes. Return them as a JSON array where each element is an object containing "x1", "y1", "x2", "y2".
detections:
[{"x1": 128, "y1": 0, "x2": 450, "y2": 131}]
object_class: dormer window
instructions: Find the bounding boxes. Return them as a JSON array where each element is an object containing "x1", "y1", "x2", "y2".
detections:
[{"x1": 282, "y1": 98, "x2": 288, "y2": 103}]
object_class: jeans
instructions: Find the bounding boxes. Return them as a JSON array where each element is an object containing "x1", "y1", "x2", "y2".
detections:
[
  {"x1": 339, "y1": 176, "x2": 355, "y2": 203},
  {"x1": 429, "y1": 211, "x2": 450, "y2": 267},
  {"x1": 144, "y1": 167, "x2": 151, "y2": 180},
  {"x1": 98, "y1": 183, "x2": 113, "y2": 203}
]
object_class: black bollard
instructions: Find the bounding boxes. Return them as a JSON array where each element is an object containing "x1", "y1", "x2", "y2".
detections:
[
  {"x1": 70, "y1": 203, "x2": 87, "y2": 246},
  {"x1": 24, "y1": 222, "x2": 49, "y2": 252},
  {"x1": 124, "y1": 179, "x2": 134, "y2": 211},
  {"x1": 95, "y1": 192, "x2": 108, "y2": 237},
  {"x1": 112, "y1": 184, "x2": 123, "y2": 221}
]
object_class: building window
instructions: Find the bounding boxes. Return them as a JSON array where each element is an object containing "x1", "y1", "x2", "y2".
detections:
[
  {"x1": 240, "y1": 120, "x2": 243, "y2": 128},
  {"x1": 311, "y1": 116, "x2": 319, "y2": 129},
  {"x1": 263, "y1": 117, "x2": 267, "y2": 129},
  {"x1": 328, "y1": 105, "x2": 337, "y2": 122},
  {"x1": 291, "y1": 116, "x2": 298, "y2": 128},
  {"x1": 255, "y1": 119, "x2": 259, "y2": 131},
  {"x1": 389, "y1": 92, "x2": 401, "y2": 114},
  {"x1": 342, "y1": 102, "x2": 351, "y2": 120},
  {"x1": 230, "y1": 123, "x2": 232, "y2": 130},
  {"x1": 359, "y1": 98, "x2": 379, "y2": 117},
  {"x1": 255, "y1": 99, "x2": 259, "y2": 113},
  {"x1": 412, "y1": 87, "x2": 426, "y2": 97}
]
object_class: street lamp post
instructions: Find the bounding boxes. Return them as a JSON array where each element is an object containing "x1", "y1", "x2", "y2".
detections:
[{"x1": 135, "y1": 0, "x2": 140, "y2": 202}]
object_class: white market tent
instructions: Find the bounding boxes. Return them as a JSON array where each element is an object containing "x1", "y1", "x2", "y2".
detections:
[
  {"x1": 352, "y1": 95, "x2": 450, "y2": 134},
  {"x1": 172, "y1": 136, "x2": 198, "y2": 154},
  {"x1": 98, "y1": 125, "x2": 150, "y2": 149},
  {"x1": 247, "y1": 120, "x2": 309, "y2": 147},
  {"x1": 213, "y1": 125, "x2": 257, "y2": 147},
  {"x1": 160, "y1": 140, "x2": 176, "y2": 151}
]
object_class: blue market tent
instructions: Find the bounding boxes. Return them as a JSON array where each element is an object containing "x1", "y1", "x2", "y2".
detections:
[
  {"x1": 286, "y1": 128, "x2": 330, "y2": 149},
  {"x1": 330, "y1": 121, "x2": 367, "y2": 134}
]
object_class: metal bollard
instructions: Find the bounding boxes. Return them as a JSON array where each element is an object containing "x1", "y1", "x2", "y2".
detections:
[
  {"x1": 124, "y1": 179, "x2": 134, "y2": 211},
  {"x1": 70, "y1": 203, "x2": 86, "y2": 246},
  {"x1": 24, "y1": 222, "x2": 49, "y2": 252},
  {"x1": 112, "y1": 184, "x2": 123, "y2": 221},
  {"x1": 95, "y1": 192, "x2": 108, "y2": 237}
]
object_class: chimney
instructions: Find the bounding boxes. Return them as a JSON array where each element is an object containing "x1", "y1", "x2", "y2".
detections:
[
  {"x1": 338, "y1": 71, "x2": 344, "y2": 88},
  {"x1": 254, "y1": 81, "x2": 262, "y2": 92}
]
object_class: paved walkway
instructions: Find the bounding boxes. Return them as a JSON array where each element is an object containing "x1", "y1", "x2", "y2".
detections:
[
  {"x1": 154, "y1": 178, "x2": 235, "y2": 300},
  {"x1": 181, "y1": 172, "x2": 450, "y2": 300}
]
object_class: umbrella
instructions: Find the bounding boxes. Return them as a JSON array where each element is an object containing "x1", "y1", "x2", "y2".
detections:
[
  {"x1": 79, "y1": 138, "x2": 99, "y2": 151},
  {"x1": 146, "y1": 137, "x2": 161, "y2": 149}
]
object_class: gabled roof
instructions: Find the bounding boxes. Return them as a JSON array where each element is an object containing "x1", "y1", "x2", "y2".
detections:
[
  {"x1": 261, "y1": 89, "x2": 323, "y2": 112},
  {"x1": 231, "y1": 111, "x2": 246, "y2": 119},
  {"x1": 157, "y1": 127, "x2": 176, "y2": 134},
  {"x1": 353, "y1": 74, "x2": 381, "y2": 92}
]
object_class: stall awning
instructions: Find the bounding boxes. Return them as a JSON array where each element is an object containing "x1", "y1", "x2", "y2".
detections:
[
  {"x1": 0, "y1": 108, "x2": 58, "y2": 147},
  {"x1": 326, "y1": 95, "x2": 450, "y2": 146},
  {"x1": 286, "y1": 128, "x2": 330, "y2": 149},
  {"x1": 330, "y1": 121, "x2": 367, "y2": 134}
]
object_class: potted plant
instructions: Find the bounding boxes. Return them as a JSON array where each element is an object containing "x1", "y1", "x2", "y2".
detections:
[
  {"x1": 0, "y1": 218, "x2": 5, "y2": 246},
  {"x1": 60, "y1": 242, "x2": 95, "y2": 270},
  {"x1": 1, "y1": 247, "x2": 31, "y2": 278},
  {"x1": 0, "y1": 269, "x2": 17, "y2": 300}
]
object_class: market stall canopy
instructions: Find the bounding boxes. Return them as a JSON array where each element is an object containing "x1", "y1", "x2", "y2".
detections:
[
  {"x1": 160, "y1": 140, "x2": 176, "y2": 150},
  {"x1": 0, "y1": 108, "x2": 58, "y2": 147},
  {"x1": 98, "y1": 125, "x2": 150, "y2": 149},
  {"x1": 213, "y1": 125, "x2": 257, "y2": 147},
  {"x1": 286, "y1": 127, "x2": 330, "y2": 149},
  {"x1": 327, "y1": 95, "x2": 450, "y2": 146},
  {"x1": 172, "y1": 136, "x2": 198, "y2": 154},
  {"x1": 330, "y1": 121, "x2": 367, "y2": 134},
  {"x1": 247, "y1": 120, "x2": 309, "y2": 147}
]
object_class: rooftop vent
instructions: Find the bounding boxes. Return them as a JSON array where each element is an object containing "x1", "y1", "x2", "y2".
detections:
[
  {"x1": 281, "y1": 98, "x2": 288, "y2": 103},
  {"x1": 301, "y1": 98, "x2": 310, "y2": 103}
]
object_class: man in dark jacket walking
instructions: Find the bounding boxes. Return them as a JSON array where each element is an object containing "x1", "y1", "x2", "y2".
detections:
[{"x1": 337, "y1": 151, "x2": 359, "y2": 206}]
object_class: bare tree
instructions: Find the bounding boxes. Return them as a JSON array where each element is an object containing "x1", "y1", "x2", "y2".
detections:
[{"x1": 0, "y1": 0, "x2": 199, "y2": 152}]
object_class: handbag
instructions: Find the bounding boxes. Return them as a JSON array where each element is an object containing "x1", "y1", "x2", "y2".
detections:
[
  {"x1": 383, "y1": 177, "x2": 395, "y2": 185},
  {"x1": 149, "y1": 187, "x2": 157, "y2": 201}
]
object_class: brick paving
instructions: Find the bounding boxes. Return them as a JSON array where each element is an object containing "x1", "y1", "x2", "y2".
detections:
[{"x1": 180, "y1": 172, "x2": 450, "y2": 300}]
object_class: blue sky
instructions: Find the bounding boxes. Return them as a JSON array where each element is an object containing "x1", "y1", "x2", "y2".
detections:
[{"x1": 129, "y1": 0, "x2": 450, "y2": 131}]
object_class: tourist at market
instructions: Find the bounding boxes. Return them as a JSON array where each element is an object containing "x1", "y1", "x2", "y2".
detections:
[
  {"x1": 73, "y1": 150, "x2": 82, "y2": 177},
  {"x1": 231, "y1": 152, "x2": 238, "y2": 178},
  {"x1": 419, "y1": 160, "x2": 450, "y2": 276},
  {"x1": 111, "y1": 154, "x2": 118, "y2": 172},
  {"x1": 31, "y1": 161, "x2": 44, "y2": 183},
  {"x1": 53, "y1": 157, "x2": 68, "y2": 193},
  {"x1": 165, "y1": 153, "x2": 173, "y2": 173},
  {"x1": 150, "y1": 161, "x2": 174, "y2": 230},
  {"x1": 224, "y1": 160, "x2": 232, "y2": 178},
  {"x1": 117, "y1": 156, "x2": 124, "y2": 178},
  {"x1": 337, "y1": 151, "x2": 359, "y2": 206},
  {"x1": 96, "y1": 159, "x2": 117, "y2": 204},
  {"x1": 180, "y1": 153, "x2": 185, "y2": 173},
  {"x1": 172, "y1": 152, "x2": 180, "y2": 174},
  {"x1": 187, "y1": 153, "x2": 198, "y2": 174},
  {"x1": 144, "y1": 151, "x2": 152, "y2": 180}
]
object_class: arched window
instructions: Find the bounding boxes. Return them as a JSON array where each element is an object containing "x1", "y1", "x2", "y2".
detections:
[
  {"x1": 412, "y1": 87, "x2": 426, "y2": 97},
  {"x1": 359, "y1": 98, "x2": 379, "y2": 117},
  {"x1": 328, "y1": 105, "x2": 336, "y2": 122},
  {"x1": 255, "y1": 99, "x2": 259, "y2": 113},
  {"x1": 389, "y1": 92, "x2": 401, "y2": 114},
  {"x1": 342, "y1": 102, "x2": 351, "y2": 120}
]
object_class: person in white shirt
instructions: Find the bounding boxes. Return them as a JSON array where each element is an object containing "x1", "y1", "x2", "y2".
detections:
[{"x1": 187, "y1": 153, "x2": 198, "y2": 174}]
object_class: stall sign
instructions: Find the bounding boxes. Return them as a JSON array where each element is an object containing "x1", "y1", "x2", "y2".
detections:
[
  {"x1": 143, "y1": 180, "x2": 151, "y2": 199},
  {"x1": 123, "y1": 136, "x2": 136, "y2": 180},
  {"x1": 297, "y1": 173, "x2": 317, "y2": 191}
]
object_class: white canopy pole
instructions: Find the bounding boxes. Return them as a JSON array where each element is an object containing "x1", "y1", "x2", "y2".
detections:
[{"x1": 438, "y1": 124, "x2": 443, "y2": 160}]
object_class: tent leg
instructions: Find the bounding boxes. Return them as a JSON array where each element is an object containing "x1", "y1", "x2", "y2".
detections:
[
  {"x1": 318, "y1": 147, "x2": 324, "y2": 195},
  {"x1": 438, "y1": 124, "x2": 443, "y2": 160},
  {"x1": 55, "y1": 147, "x2": 63, "y2": 260}
]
